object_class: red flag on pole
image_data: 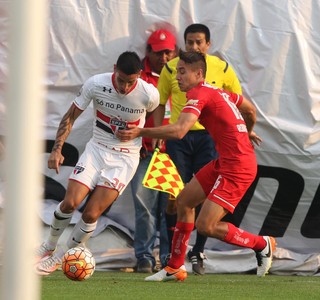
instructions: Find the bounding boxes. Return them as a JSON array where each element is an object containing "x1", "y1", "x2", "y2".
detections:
[{"x1": 142, "y1": 148, "x2": 184, "y2": 198}]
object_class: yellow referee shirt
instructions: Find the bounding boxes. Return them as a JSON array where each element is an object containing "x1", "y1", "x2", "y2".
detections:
[{"x1": 157, "y1": 54, "x2": 242, "y2": 130}]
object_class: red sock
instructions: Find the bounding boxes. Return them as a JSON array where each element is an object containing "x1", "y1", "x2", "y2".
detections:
[
  {"x1": 223, "y1": 223, "x2": 266, "y2": 251},
  {"x1": 168, "y1": 222, "x2": 194, "y2": 269}
]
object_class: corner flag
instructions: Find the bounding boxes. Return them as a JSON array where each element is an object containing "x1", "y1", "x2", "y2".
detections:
[{"x1": 142, "y1": 148, "x2": 184, "y2": 198}]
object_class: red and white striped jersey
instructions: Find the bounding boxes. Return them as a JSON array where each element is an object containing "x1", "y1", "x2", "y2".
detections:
[{"x1": 74, "y1": 72, "x2": 159, "y2": 154}]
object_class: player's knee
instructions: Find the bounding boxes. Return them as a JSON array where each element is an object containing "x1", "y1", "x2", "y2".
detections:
[
  {"x1": 196, "y1": 219, "x2": 218, "y2": 237},
  {"x1": 82, "y1": 210, "x2": 100, "y2": 224},
  {"x1": 195, "y1": 219, "x2": 207, "y2": 235},
  {"x1": 60, "y1": 200, "x2": 78, "y2": 213},
  {"x1": 176, "y1": 197, "x2": 193, "y2": 213}
]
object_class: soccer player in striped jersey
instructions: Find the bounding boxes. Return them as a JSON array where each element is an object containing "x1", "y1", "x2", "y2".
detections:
[{"x1": 35, "y1": 51, "x2": 159, "y2": 275}]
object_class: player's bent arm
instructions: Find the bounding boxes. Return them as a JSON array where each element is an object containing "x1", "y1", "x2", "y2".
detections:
[
  {"x1": 238, "y1": 98, "x2": 262, "y2": 146},
  {"x1": 48, "y1": 103, "x2": 83, "y2": 173},
  {"x1": 52, "y1": 103, "x2": 83, "y2": 152},
  {"x1": 238, "y1": 97, "x2": 256, "y2": 133}
]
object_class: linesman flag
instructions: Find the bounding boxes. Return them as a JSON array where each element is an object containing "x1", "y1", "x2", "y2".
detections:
[{"x1": 142, "y1": 148, "x2": 184, "y2": 198}]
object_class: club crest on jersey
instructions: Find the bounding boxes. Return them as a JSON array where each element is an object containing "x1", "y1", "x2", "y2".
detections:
[
  {"x1": 73, "y1": 164, "x2": 85, "y2": 175},
  {"x1": 186, "y1": 99, "x2": 199, "y2": 105},
  {"x1": 110, "y1": 118, "x2": 127, "y2": 131}
]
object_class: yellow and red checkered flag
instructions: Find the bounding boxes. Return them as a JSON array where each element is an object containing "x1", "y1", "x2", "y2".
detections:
[{"x1": 142, "y1": 148, "x2": 184, "y2": 198}]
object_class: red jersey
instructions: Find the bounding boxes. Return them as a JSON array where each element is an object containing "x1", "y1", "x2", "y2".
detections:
[
  {"x1": 141, "y1": 57, "x2": 171, "y2": 152},
  {"x1": 182, "y1": 82, "x2": 256, "y2": 172}
]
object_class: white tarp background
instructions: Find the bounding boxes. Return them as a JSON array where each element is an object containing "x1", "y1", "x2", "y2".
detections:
[{"x1": 0, "y1": 0, "x2": 319, "y2": 275}]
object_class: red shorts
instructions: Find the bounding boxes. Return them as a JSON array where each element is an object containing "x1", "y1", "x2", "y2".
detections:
[{"x1": 195, "y1": 159, "x2": 257, "y2": 213}]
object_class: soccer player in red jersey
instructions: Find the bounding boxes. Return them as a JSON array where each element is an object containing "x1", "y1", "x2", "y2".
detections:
[{"x1": 117, "y1": 49, "x2": 276, "y2": 281}]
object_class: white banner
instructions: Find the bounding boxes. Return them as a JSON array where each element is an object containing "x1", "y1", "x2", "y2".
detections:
[{"x1": 0, "y1": 0, "x2": 319, "y2": 274}]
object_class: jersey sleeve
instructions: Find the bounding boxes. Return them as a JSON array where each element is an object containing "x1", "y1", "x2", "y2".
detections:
[
  {"x1": 182, "y1": 87, "x2": 206, "y2": 117},
  {"x1": 146, "y1": 83, "x2": 160, "y2": 112},
  {"x1": 222, "y1": 63, "x2": 242, "y2": 95},
  {"x1": 182, "y1": 101, "x2": 201, "y2": 117},
  {"x1": 225, "y1": 89, "x2": 244, "y2": 107},
  {"x1": 157, "y1": 62, "x2": 174, "y2": 106},
  {"x1": 73, "y1": 76, "x2": 95, "y2": 110}
]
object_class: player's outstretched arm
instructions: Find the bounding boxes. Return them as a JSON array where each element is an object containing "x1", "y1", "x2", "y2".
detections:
[
  {"x1": 117, "y1": 112, "x2": 197, "y2": 142},
  {"x1": 48, "y1": 103, "x2": 83, "y2": 174}
]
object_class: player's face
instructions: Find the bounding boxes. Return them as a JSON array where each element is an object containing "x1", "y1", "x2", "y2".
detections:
[
  {"x1": 114, "y1": 69, "x2": 141, "y2": 94},
  {"x1": 185, "y1": 32, "x2": 210, "y2": 54},
  {"x1": 176, "y1": 59, "x2": 201, "y2": 92},
  {"x1": 148, "y1": 49, "x2": 176, "y2": 74}
]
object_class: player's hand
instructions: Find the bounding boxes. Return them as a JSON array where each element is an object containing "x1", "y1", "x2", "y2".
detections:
[
  {"x1": 48, "y1": 150, "x2": 65, "y2": 174},
  {"x1": 249, "y1": 131, "x2": 262, "y2": 146},
  {"x1": 117, "y1": 124, "x2": 141, "y2": 142}
]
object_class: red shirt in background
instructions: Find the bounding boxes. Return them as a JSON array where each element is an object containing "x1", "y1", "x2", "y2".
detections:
[{"x1": 140, "y1": 57, "x2": 171, "y2": 152}]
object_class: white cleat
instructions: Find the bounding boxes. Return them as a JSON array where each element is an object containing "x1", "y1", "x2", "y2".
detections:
[
  {"x1": 35, "y1": 242, "x2": 55, "y2": 263},
  {"x1": 256, "y1": 236, "x2": 276, "y2": 277},
  {"x1": 35, "y1": 254, "x2": 61, "y2": 276},
  {"x1": 145, "y1": 265, "x2": 187, "y2": 282}
]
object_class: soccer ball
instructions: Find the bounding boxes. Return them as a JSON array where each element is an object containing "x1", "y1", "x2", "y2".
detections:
[{"x1": 62, "y1": 247, "x2": 95, "y2": 281}]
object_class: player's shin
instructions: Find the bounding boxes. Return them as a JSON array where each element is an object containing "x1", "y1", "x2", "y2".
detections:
[
  {"x1": 223, "y1": 222, "x2": 266, "y2": 250},
  {"x1": 169, "y1": 222, "x2": 194, "y2": 268},
  {"x1": 47, "y1": 202, "x2": 73, "y2": 249},
  {"x1": 66, "y1": 218, "x2": 97, "y2": 249}
]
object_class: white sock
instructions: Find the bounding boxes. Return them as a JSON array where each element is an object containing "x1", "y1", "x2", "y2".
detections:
[
  {"x1": 66, "y1": 218, "x2": 97, "y2": 249},
  {"x1": 46, "y1": 202, "x2": 73, "y2": 250}
]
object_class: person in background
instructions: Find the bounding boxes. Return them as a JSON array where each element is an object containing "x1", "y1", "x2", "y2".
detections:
[
  {"x1": 151, "y1": 23, "x2": 243, "y2": 275},
  {"x1": 117, "y1": 50, "x2": 275, "y2": 282},
  {"x1": 131, "y1": 29, "x2": 177, "y2": 273},
  {"x1": 35, "y1": 51, "x2": 160, "y2": 275}
]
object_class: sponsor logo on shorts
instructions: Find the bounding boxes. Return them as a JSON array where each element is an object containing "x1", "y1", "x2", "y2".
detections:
[{"x1": 213, "y1": 175, "x2": 222, "y2": 190}]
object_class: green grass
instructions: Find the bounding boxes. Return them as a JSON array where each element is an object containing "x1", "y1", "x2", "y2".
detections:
[{"x1": 41, "y1": 271, "x2": 320, "y2": 300}]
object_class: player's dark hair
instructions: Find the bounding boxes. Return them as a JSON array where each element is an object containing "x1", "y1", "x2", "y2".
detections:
[
  {"x1": 116, "y1": 51, "x2": 142, "y2": 75},
  {"x1": 184, "y1": 23, "x2": 210, "y2": 43},
  {"x1": 179, "y1": 49, "x2": 207, "y2": 77}
]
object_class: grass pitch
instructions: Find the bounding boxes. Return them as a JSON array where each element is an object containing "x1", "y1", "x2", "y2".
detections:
[{"x1": 41, "y1": 270, "x2": 320, "y2": 300}]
